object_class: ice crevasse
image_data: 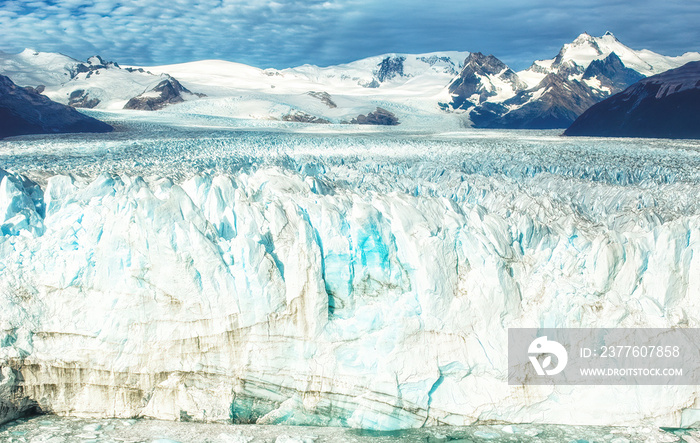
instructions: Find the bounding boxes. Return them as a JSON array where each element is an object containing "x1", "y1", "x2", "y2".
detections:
[{"x1": 0, "y1": 165, "x2": 699, "y2": 429}]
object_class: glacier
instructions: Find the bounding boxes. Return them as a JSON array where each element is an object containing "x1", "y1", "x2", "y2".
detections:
[{"x1": 1, "y1": 116, "x2": 700, "y2": 430}]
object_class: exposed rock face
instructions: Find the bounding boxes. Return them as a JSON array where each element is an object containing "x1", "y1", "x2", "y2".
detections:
[
  {"x1": 473, "y1": 73, "x2": 604, "y2": 129},
  {"x1": 23, "y1": 85, "x2": 45, "y2": 95},
  {"x1": 68, "y1": 89, "x2": 100, "y2": 108},
  {"x1": 282, "y1": 111, "x2": 330, "y2": 124},
  {"x1": 445, "y1": 33, "x2": 698, "y2": 129},
  {"x1": 582, "y1": 52, "x2": 645, "y2": 92},
  {"x1": 350, "y1": 107, "x2": 399, "y2": 125},
  {"x1": 418, "y1": 55, "x2": 459, "y2": 75},
  {"x1": 124, "y1": 78, "x2": 204, "y2": 111},
  {"x1": 375, "y1": 56, "x2": 406, "y2": 82},
  {"x1": 307, "y1": 91, "x2": 337, "y2": 108},
  {"x1": 71, "y1": 55, "x2": 120, "y2": 79},
  {"x1": 449, "y1": 52, "x2": 524, "y2": 109},
  {"x1": 565, "y1": 61, "x2": 700, "y2": 139},
  {"x1": 0, "y1": 75, "x2": 112, "y2": 138},
  {"x1": 456, "y1": 52, "x2": 646, "y2": 129}
]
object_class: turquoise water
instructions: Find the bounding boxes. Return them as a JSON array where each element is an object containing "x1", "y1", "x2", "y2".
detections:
[{"x1": 0, "y1": 415, "x2": 693, "y2": 442}]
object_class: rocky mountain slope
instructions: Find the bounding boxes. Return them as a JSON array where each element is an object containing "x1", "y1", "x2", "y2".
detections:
[
  {"x1": 141, "y1": 51, "x2": 468, "y2": 127},
  {"x1": 0, "y1": 49, "x2": 468, "y2": 128},
  {"x1": 565, "y1": 61, "x2": 700, "y2": 138},
  {"x1": 0, "y1": 35, "x2": 697, "y2": 130},
  {"x1": 447, "y1": 32, "x2": 700, "y2": 129},
  {"x1": 0, "y1": 74, "x2": 112, "y2": 138},
  {"x1": 0, "y1": 49, "x2": 203, "y2": 111}
]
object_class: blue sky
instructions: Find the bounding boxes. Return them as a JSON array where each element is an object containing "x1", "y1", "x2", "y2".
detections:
[{"x1": 0, "y1": 0, "x2": 698, "y2": 69}]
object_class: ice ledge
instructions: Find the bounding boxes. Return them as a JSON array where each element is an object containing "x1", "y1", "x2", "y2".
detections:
[{"x1": 1, "y1": 168, "x2": 699, "y2": 430}]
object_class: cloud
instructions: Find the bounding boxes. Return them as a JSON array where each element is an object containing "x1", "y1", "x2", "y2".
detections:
[{"x1": 0, "y1": 0, "x2": 698, "y2": 70}]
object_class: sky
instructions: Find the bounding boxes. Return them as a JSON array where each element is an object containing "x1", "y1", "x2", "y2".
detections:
[{"x1": 0, "y1": 0, "x2": 698, "y2": 70}]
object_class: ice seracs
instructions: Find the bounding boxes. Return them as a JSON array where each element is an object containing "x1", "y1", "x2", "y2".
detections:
[{"x1": 1, "y1": 126, "x2": 700, "y2": 429}]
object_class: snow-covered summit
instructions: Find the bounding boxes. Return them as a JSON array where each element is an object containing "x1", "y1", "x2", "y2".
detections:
[
  {"x1": 282, "y1": 51, "x2": 469, "y2": 89},
  {"x1": 0, "y1": 48, "x2": 79, "y2": 86},
  {"x1": 1, "y1": 34, "x2": 698, "y2": 129},
  {"x1": 446, "y1": 33, "x2": 700, "y2": 129},
  {"x1": 521, "y1": 32, "x2": 700, "y2": 87},
  {"x1": 138, "y1": 51, "x2": 470, "y2": 127},
  {"x1": 0, "y1": 49, "x2": 205, "y2": 111}
]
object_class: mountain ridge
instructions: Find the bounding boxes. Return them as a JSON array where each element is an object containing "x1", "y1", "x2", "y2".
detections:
[
  {"x1": 0, "y1": 74, "x2": 112, "y2": 138},
  {"x1": 0, "y1": 34, "x2": 698, "y2": 130},
  {"x1": 564, "y1": 60, "x2": 700, "y2": 139},
  {"x1": 446, "y1": 32, "x2": 700, "y2": 128}
]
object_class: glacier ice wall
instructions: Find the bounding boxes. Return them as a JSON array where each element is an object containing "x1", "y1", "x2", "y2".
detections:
[{"x1": 1, "y1": 127, "x2": 700, "y2": 429}]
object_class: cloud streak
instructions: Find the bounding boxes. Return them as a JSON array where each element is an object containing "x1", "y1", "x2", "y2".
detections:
[{"x1": 0, "y1": 0, "x2": 698, "y2": 70}]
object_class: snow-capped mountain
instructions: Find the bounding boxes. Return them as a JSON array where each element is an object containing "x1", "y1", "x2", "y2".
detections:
[
  {"x1": 139, "y1": 51, "x2": 468, "y2": 126},
  {"x1": 565, "y1": 60, "x2": 700, "y2": 138},
  {"x1": 447, "y1": 52, "x2": 525, "y2": 109},
  {"x1": 1, "y1": 34, "x2": 698, "y2": 130},
  {"x1": 0, "y1": 48, "x2": 469, "y2": 128},
  {"x1": 528, "y1": 31, "x2": 698, "y2": 80},
  {"x1": 449, "y1": 32, "x2": 700, "y2": 129},
  {"x1": 0, "y1": 49, "x2": 203, "y2": 111}
]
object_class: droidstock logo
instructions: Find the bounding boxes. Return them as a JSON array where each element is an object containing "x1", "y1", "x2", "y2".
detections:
[{"x1": 528, "y1": 336, "x2": 568, "y2": 376}]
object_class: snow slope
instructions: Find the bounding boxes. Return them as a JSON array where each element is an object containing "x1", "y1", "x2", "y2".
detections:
[
  {"x1": 0, "y1": 49, "x2": 197, "y2": 110},
  {"x1": 1, "y1": 122, "x2": 700, "y2": 429},
  {"x1": 1, "y1": 36, "x2": 697, "y2": 129},
  {"x1": 0, "y1": 48, "x2": 469, "y2": 126},
  {"x1": 0, "y1": 48, "x2": 77, "y2": 86},
  {"x1": 139, "y1": 52, "x2": 469, "y2": 127}
]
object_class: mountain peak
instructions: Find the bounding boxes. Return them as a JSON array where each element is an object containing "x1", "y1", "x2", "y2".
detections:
[
  {"x1": 573, "y1": 32, "x2": 594, "y2": 43},
  {"x1": 465, "y1": 52, "x2": 507, "y2": 70},
  {"x1": 601, "y1": 31, "x2": 621, "y2": 43}
]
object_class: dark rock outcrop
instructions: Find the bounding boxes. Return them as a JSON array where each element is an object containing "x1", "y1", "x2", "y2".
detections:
[
  {"x1": 0, "y1": 74, "x2": 112, "y2": 138},
  {"x1": 375, "y1": 56, "x2": 405, "y2": 82},
  {"x1": 23, "y1": 85, "x2": 45, "y2": 95},
  {"x1": 565, "y1": 61, "x2": 700, "y2": 139},
  {"x1": 449, "y1": 52, "x2": 524, "y2": 109},
  {"x1": 307, "y1": 91, "x2": 337, "y2": 108},
  {"x1": 350, "y1": 107, "x2": 399, "y2": 125},
  {"x1": 475, "y1": 73, "x2": 605, "y2": 129},
  {"x1": 71, "y1": 55, "x2": 120, "y2": 79},
  {"x1": 282, "y1": 112, "x2": 330, "y2": 124},
  {"x1": 68, "y1": 89, "x2": 100, "y2": 108},
  {"x1": 582, "y1": 52, "x2": 644, "y2": 92},
  {"x1": 124, "y1": 78, "x2": 204, "y2": 111}
]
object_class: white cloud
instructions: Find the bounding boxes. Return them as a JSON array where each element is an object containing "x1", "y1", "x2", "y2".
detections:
[{"x1": 0, "y1": 0, "x2": 698, "y2": 69}]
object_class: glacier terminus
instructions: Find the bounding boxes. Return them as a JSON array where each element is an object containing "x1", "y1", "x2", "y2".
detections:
[{"x1": 1, "y1": 117, "x2": 700, "y2": 431}]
